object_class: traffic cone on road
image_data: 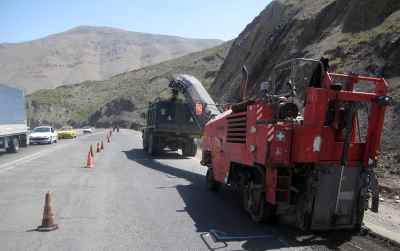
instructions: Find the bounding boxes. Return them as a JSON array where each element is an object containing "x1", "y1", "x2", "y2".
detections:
[
  {"x1": 89, "y1": 144, "x2": 94, "y2": 157},
  {"x1": 100, "y1": 141, "x2": 104, "y2": 151},
  {"x1": 96, "y1": 142, "x2": 100, "y2": 153},
  {"x1": 85, "y1": 151, "x2": 94, "y2": 168},
  {"x1": 37, "y1": 192, "x2": 58, "y2": 232}
]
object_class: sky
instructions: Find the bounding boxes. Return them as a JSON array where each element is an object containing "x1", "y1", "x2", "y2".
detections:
[{"x1": 0, "y1": 0, "x2": 272, "y2": 43}]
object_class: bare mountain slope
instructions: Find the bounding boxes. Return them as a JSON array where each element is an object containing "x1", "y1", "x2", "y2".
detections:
[
  {"x1": 0, "y1": 26, "x2": 222, "y2": 93},
  {"x1": 27, "y1": 42, "x2": 231, "y2": 129}
]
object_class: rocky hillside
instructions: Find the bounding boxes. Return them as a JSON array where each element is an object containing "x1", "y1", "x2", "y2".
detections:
[
  {"x1": 27, "y1": 42, "x2": 231, "y2": 129},
  {"x1": 0, "y1": 26, "x2": 222, "y2": 93},
  {"x1": 210, "y1": 0, "x2": 400, "y2": 185}
]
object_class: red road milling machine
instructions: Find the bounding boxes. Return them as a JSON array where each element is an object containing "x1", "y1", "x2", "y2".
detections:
[{"x1": 198, "y1": 58, "x2": 393, "y2": 231}]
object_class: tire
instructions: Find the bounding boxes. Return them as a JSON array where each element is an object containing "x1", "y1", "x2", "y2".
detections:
[
  {"x1": 182, "y1": 138, "x2": 197, "y2": 157},
  {"x1": 147, "y1": 133, "x2": 159, "y2": 156},
  {"x1": 206, "y1": 168, "x2": 220, "y2": 192},
  {"x1": 354, "y1": 193, "x2": 366, "y2": 231},
  {"x1": 242, "y1": 181, "x2": 275, "y2": 223},
  {"x1": 20, "y1": 134, "x2": 28, "y2": 147},
  {"x1": 143, "y1": 134, "x2": 148, "y2": 151},
  {"x1": 7, "y1": 137, "x2": 20, "y2": 153}
]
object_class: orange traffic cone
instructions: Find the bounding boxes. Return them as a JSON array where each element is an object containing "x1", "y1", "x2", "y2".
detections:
[
  {"x1": 86, "y1": 151, "x2": 93, "y2": 168},
  {"x1": 37, "y1": 192, "x2": 58, "y2": 232},
  {"x1": 89, "y1": 145, "x2": 94, "y2": 157},
  {"x1": 96, "y1": 142, "x2": 100, "y2": 153},
  {"x1": 100, "y1": 141, "x2": 104, "y2": 151}
]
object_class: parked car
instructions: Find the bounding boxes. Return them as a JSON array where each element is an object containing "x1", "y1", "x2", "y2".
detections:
[
  {"x1": 82, "y1": 126, "x2": 94, "y2": 134},
  {"x1": 29, "y1": 126, "x2": 58, "y2": 144},
  {"x1": 57, "y1": 126, "x2": 77, "y2": 139}
]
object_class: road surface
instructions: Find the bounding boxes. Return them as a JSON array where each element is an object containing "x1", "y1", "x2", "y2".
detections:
[{"x1": 0, "y1": 129, "x2": 396, "y2": 251}]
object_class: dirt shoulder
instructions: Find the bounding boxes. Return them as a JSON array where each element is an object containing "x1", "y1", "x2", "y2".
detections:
[{"x1": 364, "y1": 200, "x2": 400, "y2": 244}]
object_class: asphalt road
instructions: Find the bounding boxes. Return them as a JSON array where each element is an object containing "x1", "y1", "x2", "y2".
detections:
[{"x1": 0, "y1": 129, "x2": 396, "y2": 251}]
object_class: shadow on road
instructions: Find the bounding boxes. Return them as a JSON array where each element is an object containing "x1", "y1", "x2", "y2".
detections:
[{"x1": 123, "y1": 148, "x2": 353, "y2": 251}]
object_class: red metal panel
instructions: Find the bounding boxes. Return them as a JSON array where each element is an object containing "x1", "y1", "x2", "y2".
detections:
[
  {"x1": 246, "y1": 103, "x2": 258, "y2": 165},
  {"x1": 303, "y1": 88, "x2": 329, "y2": 127},
  {"x1": 255, "y1": 125, "x2": 268, "y2": 164},
  {"x1": 291, "y1": 127, "x2": 321, "y2": 163},
  {"x1": 225, "y1": 143, "x2": 253, "y2": 166},
  {"x1": 319, "y1": 142, "x2": 365, "y2": 162},
  {"x1": 254, "y1": 102, "x2": 274, "y2": 164},
  {"x1": 268, "y1": 124, "x2": 292, "y2": 166},
  {"x1": 318, "y1": 127, "x2": 365, "y2": 162},
  {"x1": 265, "y1": 167, "x2": 277, "y2": 205}
]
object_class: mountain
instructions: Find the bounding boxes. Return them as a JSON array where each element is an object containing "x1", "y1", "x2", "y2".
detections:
[
  {"x1": 209, "y1": 0, "x2": 400, "y2": 188},
  {"x1": 0, "y1": 26, "x2": 222, "y2": 93},
  {"x1": 27, "y1": 42, "x2": 231, "y2": 129}
]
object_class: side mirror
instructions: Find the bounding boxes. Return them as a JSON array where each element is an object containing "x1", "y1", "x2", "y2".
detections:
[
  {"x1": 260, "y1": 81, "x2": 270, "y2": 93},
  {"x1": 195, "y1": 102, "x2": 203, "y2": 116}
]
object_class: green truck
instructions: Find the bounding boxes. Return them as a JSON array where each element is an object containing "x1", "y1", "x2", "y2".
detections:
[
  {"x1": 142, "y1": 74, "x2": 220, "y2": 156},
  {"x1": 142, "y1": 99, "x2": 199, "y2": 156}
]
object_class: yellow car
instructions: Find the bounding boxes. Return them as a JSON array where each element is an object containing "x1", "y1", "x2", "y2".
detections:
[{"x1": 57, "y1": 126, "x2": 77, "y2": 139}]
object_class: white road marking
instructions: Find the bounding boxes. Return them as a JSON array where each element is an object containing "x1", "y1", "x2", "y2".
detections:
[
  {"x1": 0, "y1": 132, "x2": 104, "y2": 174},
  {"x1": 0, "y1": 143, "x2": 72, "y2": 173}
]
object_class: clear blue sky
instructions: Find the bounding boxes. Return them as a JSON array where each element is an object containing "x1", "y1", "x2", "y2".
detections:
[{"x1": 0, "y1": 0, "x2": 272, "y2": 43}]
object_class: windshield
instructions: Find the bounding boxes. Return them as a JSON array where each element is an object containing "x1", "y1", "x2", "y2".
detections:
[
  {"x1": 61, "y1": 126, "x2": 72, "y2": 130},
  {"x1": 33, "y1": 127, "x2": 50, "y2": 133}
]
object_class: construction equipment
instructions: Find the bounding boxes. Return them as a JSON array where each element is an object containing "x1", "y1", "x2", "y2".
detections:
[
  {"x1": 200, "y1": 58, "x2": 392, "y2": 230},
  {"x1": 142, "y1": 74, "x2": 220, "y2": 156}
]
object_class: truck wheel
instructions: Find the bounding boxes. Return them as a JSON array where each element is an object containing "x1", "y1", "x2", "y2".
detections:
[
  {"x1": 182, "y1": 139, "x2": 197, "y2": 157},
  {"x1": 147, "y1": 133, "x2": 159, "y2": 156},
  {"x1": 143, "y1": 134, "x2": 148, "y2": 151},
  {"x1": 206, "y1": 168, "x2": 220, "y2": 192},
  {"x1": 242, "y1": 181, "x2": 275, "y2": 223},
  {"x1": 354, "y1": 193, "x2": 366, "y2": 231},
  {"x1": 7, "y1": 137, "x2": 20, "y2": 153},
  {"x1": 20, "y1": 134, "x2": 28, "y2": 147}
]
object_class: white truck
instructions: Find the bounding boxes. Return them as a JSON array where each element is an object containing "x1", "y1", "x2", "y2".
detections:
[{"x1": 0, "y1": 84, "x2": 29, "y2": 153}]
